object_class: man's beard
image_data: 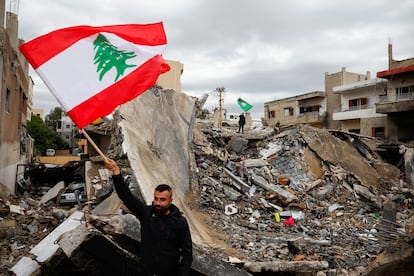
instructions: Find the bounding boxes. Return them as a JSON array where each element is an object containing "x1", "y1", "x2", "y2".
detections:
[{"x1": 153, "y1": 204, "x2": 169, "y2": 215}]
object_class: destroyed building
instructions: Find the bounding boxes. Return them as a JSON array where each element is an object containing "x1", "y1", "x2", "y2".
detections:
[
  {"x1": 2, "y1": 87, "x2": 414, "y2": 276},
  {"x1": 0, "y1": 0, "x2": 34, "y2": 192}
]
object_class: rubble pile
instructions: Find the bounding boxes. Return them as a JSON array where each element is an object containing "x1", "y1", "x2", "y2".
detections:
[
  {"x1": 190, "y1": 123, "x2": 414, "y2": 274},
  {"x1": 0, "y1": 160, "x2": 115, "y2": 274},
  {"x1": 0, "y1": 191, "x2": 77, "y2": 274},
  {"x1": 2, "y1": 99, "x2": 414, "y2": 275}
]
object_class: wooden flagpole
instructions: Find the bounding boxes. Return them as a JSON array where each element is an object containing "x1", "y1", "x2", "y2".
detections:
[{"x1": 81, "y1": 129, "x2": 108, "y2": 163}]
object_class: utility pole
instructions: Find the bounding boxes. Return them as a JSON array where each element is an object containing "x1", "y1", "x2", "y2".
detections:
[{"x1": 214, "y1": 87, "x2": 225, "y2": 128}]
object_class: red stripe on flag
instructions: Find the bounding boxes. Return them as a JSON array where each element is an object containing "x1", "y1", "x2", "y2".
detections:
[
  {"x1": 67, "y1": 55, "x2": 169, "y2": 129},
  {"x1": 19, "y1": 23, "x2": 167, "y2": 69}
]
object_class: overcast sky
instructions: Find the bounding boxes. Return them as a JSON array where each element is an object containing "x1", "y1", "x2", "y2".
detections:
[{"x1": 15, "y1": 0, "x2": 414, "y2": 119}]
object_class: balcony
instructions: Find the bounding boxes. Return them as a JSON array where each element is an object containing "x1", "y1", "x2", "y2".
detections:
[
  {"x1": 379, "y1": 92, "x2": 413, "y2": 102},
  {"x1": 376, "y1": 93, "x2": 414, "y2": 114},
  {"x1": 296, "y1": 111, "x2": 322, "y2": 124},
  {"x1": 333, "y1": 104, "x2": 378, "y2": 121}
]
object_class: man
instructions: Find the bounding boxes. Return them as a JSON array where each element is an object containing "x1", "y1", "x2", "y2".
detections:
[
  {"x1": 238, "y1": 113, "x2": 246, "y2": 134},
  {"x1": 105, "y1": 158, "x2": 193, "y2": 276}
]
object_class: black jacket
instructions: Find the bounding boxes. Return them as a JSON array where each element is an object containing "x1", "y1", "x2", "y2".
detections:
[
  {"x1": 112, "y1": 174, "x2": 193, "y2": 276},
  {"x1": 238, "y1": 114, "x2": 246, "y2": 125}
]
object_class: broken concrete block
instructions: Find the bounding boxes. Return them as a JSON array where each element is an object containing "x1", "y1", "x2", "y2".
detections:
[
  {"x1": 328, "y1": 203, "x2": 344, "y2": 212},
  {"x1": 226, "y1": 136, "x2": 248, "y2": 153},
  {"x1": 225, "y1": 204, "x2": 238, "y2": 215},
  {"x1": 244, "y1": 260, "x2": 329, "y2": 273},
  {"x1": 10, "y1": 256, "x2": 40, "y2": 276},
  {"x1": 120, "y1": 214, "x2": 141, "y2": 242},
  {"x1": 39, "y1": 181, "x2": 65, "y2": 206},
  {"x1": 58, "y1": 224, "x2": 91, "y2": 258},
  {"x1": 353, "y1": 184, "x2": 379, "y2": 206},
  {"x1": 58, "y1": 222, "x2": 141, "y2": 275},
  {"x1": 192, "y1": 248, "x2": 252, "y2": 276},
  {"x1": 316, "y1": 182, "x2": 336, "y2": 200},
  {"x1": 10, "y1": 212, "x2": 84, "y2": 275},
  {"x1": 91, "y1": 192, "x2": 122, "y2": 216},
  {"x1": 30, "y1": 211, "x2": 84, "y2": 262},
  {"x1": 9, "y1": 204, "x2": 24, "y2": 215},
  {"x1": 223, "y1": 167, "x2": 251, "y2": 192},
  {"x1": 223, "y1": 185, "x2": 241, "y2": 201},
  {"x1": 251, "y1": 174, "x2": 297, "y2": 203},
  {"x1": 243, "y1": 158, "x2": 270, "y2": 168}
]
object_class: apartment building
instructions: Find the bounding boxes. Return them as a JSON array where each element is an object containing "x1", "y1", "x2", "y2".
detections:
[
  {"x1": 264, "y1": 67, "x2": 370, "y2": 129},
  {"x1": 264, "y1": 91, "x2": 327, "y2": 128},
  {"x1": 332, "y1": 78, "x2": 387, "y2": 137},
  {"x1": 156, "y1": 59, "x2": 184, "y2": 92},
  {"x1": 0, "y1": 1, "x2": 33, "y2": 192},
  {"x1": 324, "y1": 67, "x2": 371, "y2": 129},
  {"x1": 376, "y1": 44, "x2": 414, "y2": 143},
  {"x1": 56, "y1": 115, "x2": 77, "y2": 148}
]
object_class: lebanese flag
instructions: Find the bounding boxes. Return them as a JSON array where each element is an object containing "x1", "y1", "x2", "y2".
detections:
[{"x1": 19, "y1": 23, "x2": 170, "y2": 129}]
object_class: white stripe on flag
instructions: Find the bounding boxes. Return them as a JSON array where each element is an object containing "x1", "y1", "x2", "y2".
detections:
[{"x1": 36, "y1": 32, "x2": 166, "y2": 111}]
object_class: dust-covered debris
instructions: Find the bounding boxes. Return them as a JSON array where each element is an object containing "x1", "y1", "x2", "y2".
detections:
[
  {"x1": 3, "y1": 88, "x2": 414, "y2": 275},
  {"x1": 190, "y1": 122, "x2": 414, "y2": 275}
]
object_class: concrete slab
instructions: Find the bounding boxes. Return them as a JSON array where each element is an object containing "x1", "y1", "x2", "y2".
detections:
[
  {"x1": 91, "y1": 192, "x2": 122, "y2": 216},
  {"x1": 39, "y1": 181, "x2": 65, "y2": 206},
  {"x1": 30, "y1": 211, "x2": 84, "y2": 262},
  {"x1": 10, "y1": 256, "x2": 40, "y2": 276},
  {"x1": 116, "y1": 89, "x2": 217, "y2": 246},
  {"x1": 243, "y1": 158, "x2": 270, "y2": 168}
]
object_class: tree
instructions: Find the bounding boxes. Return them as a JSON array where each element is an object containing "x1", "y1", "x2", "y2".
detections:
[
  {"x1": 322, "y1": 111, "x2": 329, "y2": 129},
  {"x1": 45, "y1": 106, "x2": 65, "y2": 129},
  {"x1": 27, "y1": 115, "x2": 66, "y2": 156},
  {"x1": 197, "y1": 109, "x2": 210, "y2": 119}
]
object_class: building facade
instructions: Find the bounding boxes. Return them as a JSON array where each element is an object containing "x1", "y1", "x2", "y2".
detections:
[
  {"x1": 325, "y1": 67, "x2": 371, "y2": 129},
  {"x1": 264, "y1": 67, "x2": 372, "y2": 130},
  {"x1": 0, "y1": 1, "x2": 33, "y2": 192},
  {"x1": 264, "y1": 91, "x2": 327, "y2": 128},
  {"x1": 156, "y1": 59, "x2": 184, "y2": 92},
  {"x1": 56, "y1": 115, "x2": 77, "y2": 148},
  {"x1": 376, "y1": 44, "x2": 414, "y2": 143},
  {"x1": 332, "y1": 78, "x2": 387, "y2": 137}
]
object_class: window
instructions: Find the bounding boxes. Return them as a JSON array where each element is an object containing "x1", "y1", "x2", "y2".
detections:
[
  {"x1": 268, "y1": 110, "x2": 275, "y2": 118},
  {"x1": 372, "y1": 127, "x2": 385, "y2": 139},
  {"x1": 348, "y1": 98, "x2": 367, "y2": 110},
  {"x1": 65, "y1": 124, "x2": 71, "y2": 129},
  {"x1": 5, "y1": 88, "x2": 11, "y2": 113},
  {"x1": 396, "y1": 85, "x2": 414, "y2": 99},
  {"x1": 299, "y1": 105, "x2": 320, "y2": 114},
  {"x1": 284, "y1": 107, "x2": 293, "y2": 116}
]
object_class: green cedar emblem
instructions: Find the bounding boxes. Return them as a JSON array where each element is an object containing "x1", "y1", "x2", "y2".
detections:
[{"x1": 93, "y1": 34, "x2": 137, "y2": 82}]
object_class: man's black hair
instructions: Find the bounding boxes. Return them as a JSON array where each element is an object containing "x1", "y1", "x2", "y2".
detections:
[{"x1": 155, "y1": 184, "x2": 172, "y2": 195}]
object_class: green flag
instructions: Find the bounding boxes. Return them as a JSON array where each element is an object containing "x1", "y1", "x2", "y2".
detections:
[{"x1": 237, "y1": 98, "x2": 253, "y2": 112}]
